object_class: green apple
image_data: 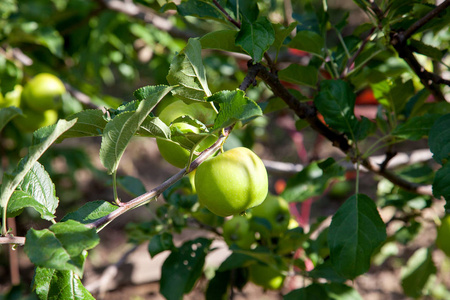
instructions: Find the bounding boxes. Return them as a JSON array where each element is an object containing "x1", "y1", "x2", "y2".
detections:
[
  {"x1": 249, "y1": 263, "x2": 285, "y2": 290},
  {"x1": 223, "y1": 215, "x2": 255, "y2": 249},
  {"x1": 12, "y1": 109, "x2": 58, "y2": 132},
  {"x1": 251, "y1": 194, "x2": 291, "y2": 237},
  {"x1": 22, "y1": 73, "x2": 65, "y2": 112},
  {"x1": 195, "y1": 147, "x2": 268, "y2": 217},
  {"x1": 0, "y1": 85, "x2": 22, "y2": 108}
]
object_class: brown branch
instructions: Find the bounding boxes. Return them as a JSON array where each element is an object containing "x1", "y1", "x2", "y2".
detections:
[
  {"x1": 212, "y1": 0, "x2": 241, "y2": 28},
  {"x1": 0, "y1": 235, "x2": 26, "y2": 246},
  {"x1": 341, "y1": 27, "x2": 376, "y2": 79}
]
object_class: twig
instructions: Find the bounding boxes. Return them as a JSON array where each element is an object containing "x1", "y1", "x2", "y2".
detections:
[
  {"x1": 0, "y1": 236, "x2": 26, "y2": 245},
  {"x1": 212, "y1": 0, "x2": 241, "y2": 28},
  {"x1": 341, "y1": 27, "x2": 376, "y2": 79}
]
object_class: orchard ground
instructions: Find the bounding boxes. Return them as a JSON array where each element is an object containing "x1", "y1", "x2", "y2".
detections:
[{"x1": 1, "y1": 124, "x2": 447, "y2": 299}]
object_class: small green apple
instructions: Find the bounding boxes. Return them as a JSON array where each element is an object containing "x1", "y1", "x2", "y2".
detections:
[
  {"x1": 223, "y1": 215, "x2": 255, "y2": 249},
  {"x1": 195, "y1": 147, "x2": 268, "y2": 217},
  {"x1": 22, "y1": 73, "x2": 65, "y2": 112},
  {"x1": 249, "y1": 263, "x2": 285, "y2": 290},
  {"x1": 0, "y1": 85, "x2": 22, "y2": 108},
  {"x1": 251, "y1": 194, "x2": 291, "y2": 237}
]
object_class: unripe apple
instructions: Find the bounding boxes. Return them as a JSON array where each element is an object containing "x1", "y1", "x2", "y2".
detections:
[
  {"x1": 249, "y1": 263, "x2": 285, "y2": 290},
  {"x1": 223, "y1": 215, "x2": 255, "y2": 249},
  {"x1": 195, "y1": 147, "x2": 268, "y2": 217},
  {"x1": 251, "y1": 194, "x2": 291, "y2": 237},
  {"x1": 0, "y1": 85, "x2": 22, "y2": 108},
  {"x1": 22, "y1": 73, "x2": 65, "y2": 112}
]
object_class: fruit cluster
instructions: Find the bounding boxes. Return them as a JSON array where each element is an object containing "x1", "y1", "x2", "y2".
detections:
[{"x1": 0, "y1": 73, "x2": 65, "y2": 132}]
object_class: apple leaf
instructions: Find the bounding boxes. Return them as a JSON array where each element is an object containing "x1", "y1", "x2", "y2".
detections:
[
  {"x1": 160, "y1": 237, "x2": 212, "y2": 300},
  {"x1": 392, "y1": 114, "x2": 441, "y2": 141},
  {"x1": 207, "y1": 89, "x2": 262, "y2": 130},
  {"x1": 284, "y1": 283, "x2": 329, "y2": 300},
  {"x1": 278, "y1": 64, "x2": 319, "y2": 87},
  {"x1": 200, "y1": 30, "x2": 244, "y2": 54},
  {"x1": 6, "y1": 161, "x2": 58, "y2": 220},
  {"x1": 328, "y1": 194, "x2": 386, "y2": 279},
  {"x1": 57, "y1": 109, "x2": 107, "y2": 142},
  {"x1": 25, "y1": 220, "x2": 99, "y2": 276},
  {"x1": 0, "y1": 106, "x2": 22, "y2": 132},
  {"x1": 284, "y1": 282, "x2": 363, "y2": 300},
  {"x1": 61, "y1": 200, "x2": 117, "y2": 224},
  {"x1": 281, "y1": 158, "x2": 345, "y2": 202},
  {"x1": 428, "y1": 113, "x2": 450, "y2": 164},
  {"x1": 33, "y1": 267, "x2": 95, "y2": 300},
  {"x1": 272, "y1": 22, "x2": 298, "y2": 59},
  {"x1": 164, "y1": 0, "x2": 226, "y2": 23},
  {"x1": 100, "y1": 85, "x2": 172, "y2": 174},
  {"x1": 432, "y1": 162, "x2": 450, "y2": 203},
  {"x1": 401, "y1": 247, "x2": 436, "y2": 298},
  {"x1": 167, "y1": 38, "x2": 212, "y2": 101},
  {"x1": 148, "y1": 232, "x2": 174, "y2": 258},
  {"x1": 137, "y1": 116, "x2": 171, "y2": 138},
  {"x1": 116, "y1": 175, "x2": 147, "y2": 197},
  {"x1": 235, "y1": 17, "x2": 275, "y2": 63},
  {"x1": 287, "y1": 30, "x2": 325, "y2": 56},
  {"x1": 0, "y1": 119, "x2": 76, "y2": 224}
]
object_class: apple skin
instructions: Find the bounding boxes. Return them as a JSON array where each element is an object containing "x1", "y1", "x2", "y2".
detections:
[
  {"x1": 194, "y1": 147, "x2": 268, "y2": 217},
  {"x1": 250, "y1": 194, "x2": 291, "y2": 237},
  {"x1": 249, "y1": 263, "x2": 285, "y2": 290},
  {"x1": 22, "y1": 73, "x2": 65, "y2": 112},
  {"x1": 223, "y1": 215, "x2": 255, "y2": 249},
  {"x1": 0, "y1": 85, "x2": 22, "y2": 108},
  {"x1": 12, "y1": 109, "x2": 58, "y2": 132}
]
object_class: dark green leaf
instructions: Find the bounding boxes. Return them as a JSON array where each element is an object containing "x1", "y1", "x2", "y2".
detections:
[
  {"x1": 353, "y1": 116, "x2": 376, "y2": 141},
  {"x1": 100, "y1": 85, "x2": 172, "y2": 174},
  {"x1": 314, "y1": 80, "x2": 359, "y2": 139},
  {"x1": 392, "y1": 114, "x2": 441, "y2": 140},
  {"x1": 278, "y1": 64, "x2": 318, "y2": 87},
  {"x1": 371, "y1": 78, "x2": 415, "y2": 115},
  {"x1": 401, "y1": 247, "x2": 436, "y2": 298},
  {"x1": 33, "y1": 268, "x2": 94, "y2": 300},
  {"x1": 206, "y1": 270, "x2": 231, "y2": 300},
  {"x1": 57, "y1": 109, "x2": 107, "y2": 142},
  {"x1": 409, "y1": 39, "x2": 444, "y2": 61},
  {"x1": 117, "y1": 176, "x2": 147, "y2": 197},
  {"x1": 172, "y1": 0, "x2": 226, "y2": 23},
  {"x1": 148, "y1": 232, "x2": 174, "y2": 257},
  {"x1": 272, "y1": 22, "x2": 298, "y2": 58},
  {"x1": 208, "y1": 89, "x2": 262, "y2": 130},
  {"x1": 167, "y1": 38, "x2": 212, "y2": 101},
  {"x1": 284, "y1": 283, "x2": 329, "y2": 300},
  {"x1": 432, "y1": 162, "x2": 450, "y2": 202},
  {"x1": 235, "y1": 17, "x2": 275, "y2": 62},
  {"x1": 0, "y1": 106, "x2": 22, "y2": 132},
  {"x1": 24, "y1": 220, "x2": 99, "y2": 276},
  {"x1": 6, "y1": 162, "x2": 58, "y2": 220},
  {"x1": 160, "y1": 237, "x2": 212, "y2": 300},
  {"x1": 200, "y1": 30, "x2": 244, "y2": 54},
  {"x1": 308, "y1": 260, "x2": 347, "y2": 283},
  {"x1": 428, "y1": 113, "x2": 450, "y2": 164},
  {"x1": 218, "y1": 252, "x2": 255, "y2": 271},
  {"x1": 287, "y1": 30, "x2": 325, "y2": 56},
  {"x1": 328, "y1": 194, "x2": 386, "y2": 279},
  {"x1": 228, "y1": 0, "x2": 259, "y2": 22},
  {"x1": 61, "y1": 200, "x2": 117, "y2": 224},
  {"x1": 281, "y1": 158, "x2": 345, "y2": 202}
]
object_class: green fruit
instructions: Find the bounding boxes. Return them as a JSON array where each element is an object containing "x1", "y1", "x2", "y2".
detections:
[
  {"x1": 251, "y1": 194, "x2": 290, "y2": 237},
  {"x1": 22, "y1": 73, "x2": 65, "y2": 112},
  {"x1": 329, "y1": 181, "x2": 353, "y2": 198},
  {"x1": 0, "y1": 85, "x2": 22, "y2": 108},
  {"x1": 12, "y1": 109, "x2": 58, "y2": 132},
  {"x1": 156, "y1": 100, "x2": 217, "y2": 168},
  {"x1": 436, "y1": 215, "x2": 450, "y2": 257},
  {"x1": 223, "y1": 215, "x2": 255, "y2": 249},
  {"x1": 195, "y1": 147, "x2": 268, "y2": 217},
  {"x1": 249, "y1": 263, "x2": 285, "y2": 290}
]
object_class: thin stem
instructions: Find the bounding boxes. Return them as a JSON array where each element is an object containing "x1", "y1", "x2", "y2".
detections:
[
  {"x1": 212, "y1": 0, "x2": 241, "y2": 28},
  {"x1": 112, "y1": 171, "x2": 121, "y2": 205}
]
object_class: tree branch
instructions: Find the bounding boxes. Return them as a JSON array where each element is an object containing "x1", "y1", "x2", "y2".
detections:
[{"x1": 0, "y1": 236, "x2": 25, "y2": 246}]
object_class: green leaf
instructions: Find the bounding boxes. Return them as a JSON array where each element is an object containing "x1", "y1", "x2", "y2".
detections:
[
  {"x1": 6, "y1": 161, "x2": 58, "y2": 220},
  {"x1": 401, "y1": 247, "x2": 436, "y2": 298},
  {"x1": 328, "y1": 194, "x2": 386, "y2": 279},
  {"x1": 0, "y1": 119, "x2": 76, "y2": 225},
  {"x1": 137, "y1": 116, "x2": 171, "y2": 138},
  {"x1": 392, "y1": 114, "x2": 441, "y2": 141},
  {"x1": 432, "y1": 162, "x2": 450, "y2": 202},
  {"x1": 281, "y1": 158, "x2": 345, "y2": 202},
  {"x1": 100, "y1": 85, "x2": 172, "y2": 174},
  {"x1": 117, "y1": 176, "x2": 147, "y2": 197},
  {"x1": 167, "y1": 38, "x2": 212, "y2": 101},
  {"x1": 284, "y1": 283, "x2": 329, "y2": 300},
  {"x1": 33, "y1": 268, "x2": 94, "y2": 300},
  {"x1": 272, "y1": 22, "x2": 298, "y2": 59},
  {"x1": 235, "y1": 17, "x2": 275, "y2": 62},
  {"x1": 314, "y1": 80, "x2": 359, "y2": 139},
  {"x1": 287, "y1": 30, "x2": 325, "y2": 56},
  {"x1": 160, "y1": 237, "x2": 212, "y2": 300},
  {"x1": 371, "y1": 78, "x2": 415, "y2": 115},
  {"x1": 148, "y1": 232, "x2": 174, "y2": 257},
  {"x1": 200, "y1": 30, "x2": 244, "y2": 54},
  {"x1": 24, "y1": 220, "x2": 99, "y2": 276},
  {"x1": 61, "y1": 200, "x2": 117, "y2": 224},
  {"x1": 428, "y1": 113, "x2": 450, "y2": 164},
  {"x1": 57, "y1": 109, "x2": 107, "y2": 142},
  {"x1": 207, "y1": 89, "x2": 262, "y2": 130},
  {"x1": 278, "y1": 64, "x2": 319, "y2": 87},
  {"x1": 409, "y1": 39, "x2": 444, "y2": 61},
  {"x1": 170, "y1": 0, "x2": 226, "y2": 23},
  {"x1": 0, "y1": 106, "x2": 22, "y2": 132}
]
